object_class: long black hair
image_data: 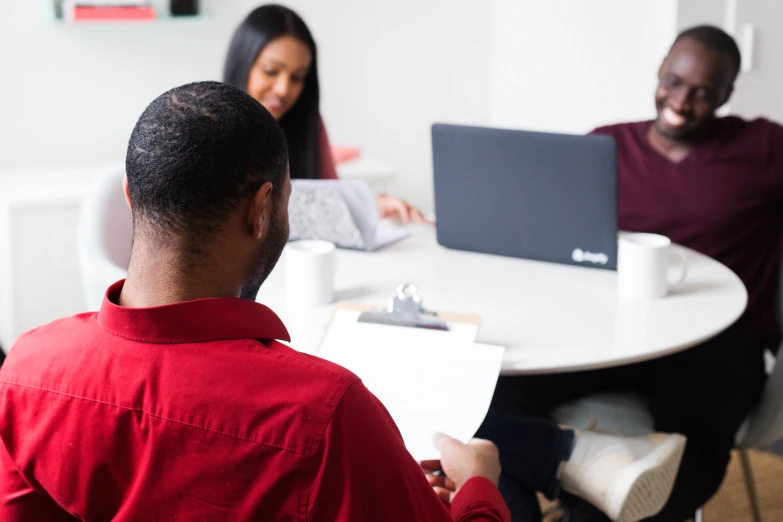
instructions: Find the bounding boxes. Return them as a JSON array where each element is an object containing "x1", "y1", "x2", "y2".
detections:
[{"x1": 223, "y1": 4, "x2": 321, "y2": 180}]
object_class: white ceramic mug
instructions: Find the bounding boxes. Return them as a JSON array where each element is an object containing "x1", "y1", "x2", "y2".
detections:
[
  {"x1": 285, "y1": 240, "x2": 336, "y2": 306},
  {"x1": 617, "y1": 233, "x2": 688, "y2": 300}
]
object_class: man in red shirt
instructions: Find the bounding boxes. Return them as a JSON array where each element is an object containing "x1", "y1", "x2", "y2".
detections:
[
  {"x1": 0, "y1": 81, "x2": 510, "y2": 521},
  {"x1": 486, "y1": 25, "x2": 781, "y2": 521}
]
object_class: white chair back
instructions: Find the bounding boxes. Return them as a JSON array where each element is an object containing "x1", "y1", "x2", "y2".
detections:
[
  {"x1": 735, "y1": 244, "x2": 783, "y2": 448},
  {"x1": 78, "y1": 166, "x2": 131, "y2": 311}
]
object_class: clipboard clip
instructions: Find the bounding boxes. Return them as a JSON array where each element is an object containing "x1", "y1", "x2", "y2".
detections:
[{"x1": 357, "y1": 283, "x2": 450, "y2": 331}]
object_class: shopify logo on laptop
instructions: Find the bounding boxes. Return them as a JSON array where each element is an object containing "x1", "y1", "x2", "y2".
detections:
[{"x1": 572, "y1": 248, "x2": 609, "y2": 265}]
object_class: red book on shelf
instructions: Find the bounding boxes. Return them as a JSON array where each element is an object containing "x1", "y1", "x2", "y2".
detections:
[{"x1": 71, "y1": 5, "x2": 157, "y2": 21}]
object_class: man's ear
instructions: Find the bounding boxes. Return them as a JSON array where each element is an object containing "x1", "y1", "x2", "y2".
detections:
[
  {"x1": 122, "y1": 173, "x2": 132, "y2": 211},
  {"x1": 247, "y1": 182, "x2": 275, "y2": 240},
  {"x1": 717, "y1": 83, "x2": 735, "y2": 108}
]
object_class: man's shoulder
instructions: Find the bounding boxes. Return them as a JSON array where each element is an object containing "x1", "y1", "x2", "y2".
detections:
[
  {"x1": 219, "y1": 343, "x2": 366, "y2": 456},
  {"x1": 590, "y1": 120, "x2": 649, "y2": 138},
  {"x1": 16, "y1": 312, "x2": 97, "y2": 341},
  {"x1": 710, "y1": 116, "x2": 783, "y2": 157},
  {"x1": 720, "y1": 115, "x2": 783, "y2": 135},
  {"x1": 268, "y1": 342, "x2": 361, "y2": 390},
  {"x1": 2, "y1": 312, "x2": 98, "y2": 374}
]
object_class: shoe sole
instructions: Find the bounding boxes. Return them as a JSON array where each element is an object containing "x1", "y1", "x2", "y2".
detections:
[{"x1": 606, "y1": 434, "x2": 687, "y2": 522}]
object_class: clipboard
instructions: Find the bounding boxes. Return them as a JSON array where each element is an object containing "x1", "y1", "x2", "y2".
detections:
[
  {"x1": 317, "y1": 283, "x2": 481, "y2": 354},
  {"x1": 314, "y1": 284, "x2": 502, "y2": 462}
]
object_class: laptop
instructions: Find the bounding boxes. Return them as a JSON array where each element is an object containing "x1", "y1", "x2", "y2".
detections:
[
  {"x1": 432, "y1": 123, "x2": 618, "y2": 270},
  {"x1": 288, "y1": 179, "x2": 410, "y2": 251}
]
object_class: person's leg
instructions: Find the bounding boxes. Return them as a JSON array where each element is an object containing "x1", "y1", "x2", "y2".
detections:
[
  {"x1": 544, "y1": 330, "x2": 766, "y2": 521},
  {"x1": 482, "y1": 364, "x2": 645, "y2": 521},
  {"x1": 477, "y1": 410, "x2": 575, "y2": 501},
  {"x1": 477, "y1": 409, "x2": 686, "y2": 522},
  {"x1": 491, "y1": 365, "x2": 629, "y2": 420},
  {"x1": 497, "y1": 474, "x2": 544, "y2": 522},
  {"x1": 639, "y1": 329, "x2": 767, "y2": 521}
]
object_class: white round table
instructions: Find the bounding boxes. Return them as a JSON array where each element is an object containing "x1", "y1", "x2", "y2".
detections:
[{"x1": 257, "y1": 225, "x2": 747, "y2": 375}]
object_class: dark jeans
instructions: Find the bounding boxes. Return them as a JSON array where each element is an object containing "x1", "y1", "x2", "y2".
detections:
[
  {"x1": 476, "y1": 412, "x2": 576, "y2": 522},
  {"x1": 484, "y1": 328, "x2": 768, "y2": 522}
]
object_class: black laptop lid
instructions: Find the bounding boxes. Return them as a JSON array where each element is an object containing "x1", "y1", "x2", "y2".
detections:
[{"x1": 432, "y1": 123, "x2": 618, "y2": 270}]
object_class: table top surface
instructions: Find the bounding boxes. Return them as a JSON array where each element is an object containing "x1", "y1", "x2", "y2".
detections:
[{"x1": 257, "y1": 224, "x2": 747, "y2": 375}]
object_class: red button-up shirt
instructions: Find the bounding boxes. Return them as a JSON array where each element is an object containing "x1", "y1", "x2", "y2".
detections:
[{"x1": 0, "y1": 281, "x2": 509, "y2": 521}]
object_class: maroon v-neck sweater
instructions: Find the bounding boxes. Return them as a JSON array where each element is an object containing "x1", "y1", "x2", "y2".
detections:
[{"x1": 593, "y1": 117, "x2": 783, "y2": 348}]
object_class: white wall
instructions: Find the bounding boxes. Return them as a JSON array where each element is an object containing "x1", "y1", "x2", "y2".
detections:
[
  {"x1": 0, "y1": 1, "x2": 238, "y2": 173},
  {"x1": 719, "y1": 0, "x2": 783, "y2": 122},
  {"x1": 293, "y1": 0, "x2": 494, "y2": 211},
  {"x1": 0, "y1": 0, "x2": 681, "y2": 208},
  {"x1": 491, "y1": 0, "x2": 679, "y2": 134},
  {"x1": 0, "y1": 0, "x2": 495, "y2": 213},
  {"x1": 677, "y1": 0, "x2": 729, "y2": 30}
]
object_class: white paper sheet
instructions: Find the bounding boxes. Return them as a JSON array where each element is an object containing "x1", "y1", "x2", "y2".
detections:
[{"x1": 318, "y1": 309, "x2": 504, "y2": 461}]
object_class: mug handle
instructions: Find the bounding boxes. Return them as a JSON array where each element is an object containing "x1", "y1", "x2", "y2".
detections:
[{"x1": 671, "y1": 247, "x2": 688, "y2": 285}]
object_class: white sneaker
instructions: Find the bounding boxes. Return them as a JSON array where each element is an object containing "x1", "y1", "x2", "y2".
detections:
[{"x1": 559, "y1": 432, "x2": 687, "y2": 522}]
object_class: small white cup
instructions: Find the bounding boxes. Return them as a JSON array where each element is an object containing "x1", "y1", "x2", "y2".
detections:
[
  {"x1": 285, "y1": 240, "x2": 336, "y2": 306},
  {"x1": 617, "y1": 233, "x2": 688, "y2": 300}
]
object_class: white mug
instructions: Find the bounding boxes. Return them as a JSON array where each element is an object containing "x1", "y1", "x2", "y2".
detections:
[
  {"x1": 617, "y1": 233, "x2": 688, "y2": 300},
  {"x1": 285, "y1": 240, "x2": 336, "y2": 306}
]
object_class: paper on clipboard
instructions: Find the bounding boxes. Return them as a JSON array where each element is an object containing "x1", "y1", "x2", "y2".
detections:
[{"x1": 317, "y1": 303, "x2": 505, "y2": 462}]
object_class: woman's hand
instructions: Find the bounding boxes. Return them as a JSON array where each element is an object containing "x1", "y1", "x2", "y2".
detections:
[{"x1": 376, "y1": 194, "x2": 430, "y2": 224}]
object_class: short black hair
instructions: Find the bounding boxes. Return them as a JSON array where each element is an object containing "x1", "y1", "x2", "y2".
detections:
[
  {"x1": 223, "y1": 4, "x2": 321, "y2": 181},
  {"x1": 126, "y1": 81, "x2": 288, "y2": 246},
  {"x1": 674, "y1": 25, "x2": 741, "y2": 80}
]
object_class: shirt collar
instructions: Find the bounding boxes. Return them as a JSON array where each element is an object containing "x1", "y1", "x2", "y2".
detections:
[{"x1": 97, "y1": 280, "x2": 291, "y2": 344}]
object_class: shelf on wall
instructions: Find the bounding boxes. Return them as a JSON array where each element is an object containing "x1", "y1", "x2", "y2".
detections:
[
  {"x1": 52, "y1": 1, "x2": 201, "y2": 23},
  {"x1": 56, "y1": 16, "x2": 204, "y2": 24}
]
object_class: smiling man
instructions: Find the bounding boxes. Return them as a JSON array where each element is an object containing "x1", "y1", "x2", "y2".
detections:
[
  {"x1": 596, "y1": 24, "x2": 782, "y2": 351},
  {"x1": 485, "y1": 25, "x2": 783, "y2": 521}
]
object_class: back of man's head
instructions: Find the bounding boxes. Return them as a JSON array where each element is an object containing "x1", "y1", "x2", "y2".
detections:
[{"x1": 126, "y1": 81, "x2": 288, "y2": 248}]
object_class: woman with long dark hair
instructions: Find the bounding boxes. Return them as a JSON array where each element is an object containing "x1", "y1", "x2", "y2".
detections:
[{"x1": 223, "y1": 4, "x2": 427, "y2": 222}]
